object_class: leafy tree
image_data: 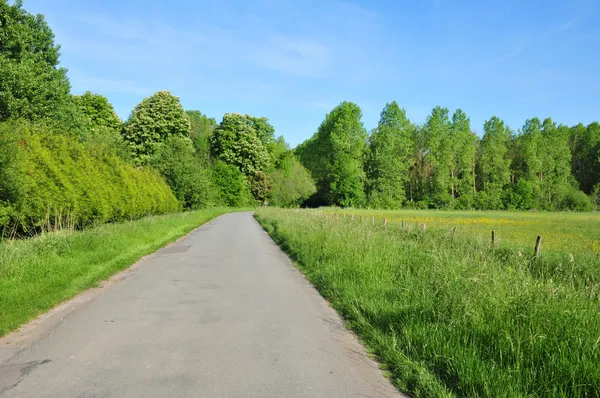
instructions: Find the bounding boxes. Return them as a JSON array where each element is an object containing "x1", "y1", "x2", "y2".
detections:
[
  {"x1": 186, "y1": 110, "x2": 216, "y2": 163},
  {"x1": 449, "y1": 109, "x2": 477, "y2": 208},
  {"x1": 247, "y1": 116, "x2": 276, "y2": 156},
  {"x1": 122, "y1": 91, "x2": 191, "y2": 163},
  {"x1": 365, "y1": 101, "x2": 413, "y2": 208},
  {"x1": 249, "y1": 171, "x2": 272, "y2": 203},
  {"x1": 0, "y1": 0, "x2": 85, "y2": 133},
  {"x1": 423, "y1": 106, "x2": 453, "y2": 207},
  {"x1": 149, "y1": 135, "x2": 214, "y2": 209},
  {"x1": 268, "y1": 137, "x2": 316, "y2": 207},
  {"x1": 296, "y1": 102, "x2": 367, "y2": 207},
  {"x1": 210, "y1": 113, "x2": 271, "y2": 177},
  {"x1": 73, "y1": 91, "x2": 122, "y2": 134},
  {"x1": 477, "y1": 116, "x2": 512, "y2": 209},
  {"x1": 570, "y1": 122, "x2": 600, "y2": 194},
  {"x1": 211, "y1": 160, "x2": 254, "y2": 207}
]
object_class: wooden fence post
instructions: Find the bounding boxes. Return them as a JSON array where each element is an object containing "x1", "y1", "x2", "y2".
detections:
[
  {"x1": 491, "y1": 230, "x2": 496, "y2": 247},
  {"x1": 351, "y1": 214, "x2": 355, "y2": 220},
  {"x1": 384, "y1": 218, "x2": 388, "y2": 226},
  {"x1": 401, "y1": 219, "x2": 404, "y2": 231},
  {"x1": 452, "y1": 226, "x2": 456, "y2": 242},
  {"x1": 372, "y1": 216, "x2": 375, "y2": 225},
  {"x1": 534, "y1": 236, "x2": 542, "y2": 257}
]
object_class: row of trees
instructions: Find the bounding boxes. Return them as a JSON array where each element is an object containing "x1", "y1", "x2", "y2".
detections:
[
  {"x1": 0, "y1": 0, "x2": 315, "y2": 234},
  {"x1": 297, "y1": 101, "x2": 599, "y2": 211}
]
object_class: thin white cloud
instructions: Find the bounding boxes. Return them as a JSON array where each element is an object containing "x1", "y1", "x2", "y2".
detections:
[{"x1": 248, "y1": 35, "x2": 332, "y2": 78}]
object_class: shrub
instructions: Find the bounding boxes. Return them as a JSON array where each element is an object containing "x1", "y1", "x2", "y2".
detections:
[
  {"x1": 0, "y1": 121, "x2": 179, "y2": 233},
  {"x1": 561, "y1": 188, "x2": 593, "y2": 212}
]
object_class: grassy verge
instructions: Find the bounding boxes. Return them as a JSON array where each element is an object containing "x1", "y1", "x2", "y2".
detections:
[
  {"x1": 0, "y1": 208, "x2": 239, "y2": 337},
  {"x1": 255, "y1": 208, "x2": 600, "y2": 397}
]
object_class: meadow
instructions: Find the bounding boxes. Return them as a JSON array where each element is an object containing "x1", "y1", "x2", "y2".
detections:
[
  {"x1": 0, "y1": 208, "x2": 234, "y2": 337},
  {"x1": 255, "y1": 208, "x2": 600, "y2": 397},
  {"x1": 323, "y1": 208, "x2": 600, "y2": 255}
]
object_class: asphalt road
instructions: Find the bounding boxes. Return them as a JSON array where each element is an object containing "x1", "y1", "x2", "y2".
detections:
[{"x1": 0, "y1": 212, "x2": 402, "y2": 397}]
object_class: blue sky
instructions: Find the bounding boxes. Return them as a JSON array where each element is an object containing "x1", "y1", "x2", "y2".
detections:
[{"x1": 23, "y1": 0, "x2": 600, "y2": 146}]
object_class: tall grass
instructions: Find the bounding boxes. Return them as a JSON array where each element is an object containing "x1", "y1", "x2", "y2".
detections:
[
  {"x1": 255, "y1": 208, "x2": 600, "y2": 397},
  {"x1": 0, "y1": 208, "x2": 234, "y2": 337}
]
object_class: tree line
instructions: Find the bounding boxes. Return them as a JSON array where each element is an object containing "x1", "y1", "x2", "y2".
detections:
[
  {"x1": 296, "y1": 101, "x2": 600, "y2": 211},
  {"x1": 0, "y1": 1, "x2": 315, "y2": 235}
]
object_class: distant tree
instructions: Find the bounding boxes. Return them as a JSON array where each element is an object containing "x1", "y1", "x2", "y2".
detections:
[
  {"x1": 449, "y1": 109, "x2": 477, "y2": 208},
  {"x1": 365, "y1": 101, "x2": 413, "y2": 208},
  {"x1": 73, "y1": 91, "x2": 122, "y2": 134},
  {"x1": 296, "y1": 102, "x2": 367, "y2": 207},
  {"x1": 210, "y1": 113, "x2": 271, "y2": 178},
  {"x1": 149, "y1": 135, "x2": 214, "y2": 209},
  {"x1": 423, "y1": 106, "x2": 453, "y2": 207},
  {"x1": 186, "y1": 110, "x2": 217, "y2": 163},
  {"x1": 570, "y1": 122, "x2": 600, "y2": 194},
  {"x1": 477, "y1": 116, "x2": 512, "y2": 209},
  {"x1": 122, "y1": 91, "x2": 191, "y2": 164},
  {"x1": 0, "y1": 0, "x2": 85, "y2": 133},
  {"x1": 269, "y1": 137, "x2": 316, "y2": 207},
  {"x1": 211, "y1": 160, "x2": 254, "y2": 207}
]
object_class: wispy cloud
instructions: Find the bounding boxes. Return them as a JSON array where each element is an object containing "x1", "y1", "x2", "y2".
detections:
[{"x1": 248, "y1": 35, "x2": 332, "y2": 78}]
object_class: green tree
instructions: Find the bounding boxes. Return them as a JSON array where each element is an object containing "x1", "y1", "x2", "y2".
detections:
[
  {"x1": 449, "y1": 109, "x2": 477, "y2": 208},
  {"x1": 365, "y1": 101, "x2": 413, "y2": 208},
  {"x1": 186, "y1": 110, "x2": 216, "y2": 163},
  {"x1": 149, "y1": 135, "x2": 214, "y2": 209},
  {"x1": 296, "y1": 102, "x2": 367, "y2": 207},
  {"x1": 570, "y1": 122, "x2": 600, "y2": 194},
  {"x1": 477, "y1": 116, "x2": 512, "y2": 209},
  {"x1": 268, "y1": 137, "x2": 316, "y2": 207},
  {"x1": 211, "y1": 160, "x2": 254, "y2": 207},
  {"x1": 73, "y1": 91, "x2": 122, "y2": 134},
  {"x1": 210, "y1": 113, "x2": 271, "y2": 177},
  {"x1": 122, "y1": 91, "x2": 191, "y2": 163},
  {"x1": 423, "y1": 106, "x2": 452, "y2": 207},
  {"x1": 0, "y1": 0, "x2": 85, "y2": 133}
]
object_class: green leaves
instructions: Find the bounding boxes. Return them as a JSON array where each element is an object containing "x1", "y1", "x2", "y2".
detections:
[
  {"x1": 297, "y1": 101, "x2": 367, "y2": 207},
  {"x1": 122, "y1": 91, "x2": 191, "y2": 164},
  {"x1": 366, "y1": 101, "x2": 413, "y2": 208},
  {"x1": 210, "y1": 113, "x2": 271, "y2": 177},
  {"x1": 0, "y1": 1, "x2": 86, "y2": 134}
]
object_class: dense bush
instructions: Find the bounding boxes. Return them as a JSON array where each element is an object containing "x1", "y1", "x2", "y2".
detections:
[
  {"x1": 211, "y1": 161, "x2": 254, "y2": 207},
  {"x1": 0, "y1": 121, "x2": 179, "y2": 233},
  {"x1": 150, "y1": 135, "x2": 215, "y2": 209},
  {"x1": 268, "y1": 154, "x2": 316, "y2": 207}
]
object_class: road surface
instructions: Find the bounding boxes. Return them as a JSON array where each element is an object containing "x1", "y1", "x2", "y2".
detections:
[{"x1": 0, "y1": 212, "x2": 402, "y2": 397}]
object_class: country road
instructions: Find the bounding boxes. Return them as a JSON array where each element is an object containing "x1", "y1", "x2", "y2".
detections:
[{"x1": 0, "y1": 212, "x2": 402, "y2": 397}]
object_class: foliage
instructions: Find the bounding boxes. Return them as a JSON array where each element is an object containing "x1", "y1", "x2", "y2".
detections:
[
  {"x1": 365, "y1": 101, "x2": 413, "y2": 208},
  {"x1": 249, "y1": 171, "x2": 272, "y2": 203},
  {"x1": 296, "y1": 101, "x2": 367, "y2": 207},
  {"x1": 0, "y1": 0, "x2": 86, "y2": 134},
  {"x1": 269, "y1": 152, "x2": 316, "y2": 208},
  {"x1": 211, "y1": 160, "x2": 254, "y2": 207},
  {"x1": 72, "y1": 91, "x2": 122, "y2": 134},
  {"x1": 122, "y1": 91, "x2": 191, "y2": 164},
  {"x1": 210, "y1": 113, "x2": 271, "y2": 178},
  {"x1": 149, "y1": 135, "x2": 215, "y2": 209},
  {"x1": 476, "y1": 116, "x2": 512, "y2": 209},
  {"x1": 0, "y1": 121, "x2": 179, "y2": 233},
  {"x1": 256, "y1": 208, "x2": 600, "y2": 397},
  {"x1": 186, "y1": 110, "x2": 216, "y2": 163}
]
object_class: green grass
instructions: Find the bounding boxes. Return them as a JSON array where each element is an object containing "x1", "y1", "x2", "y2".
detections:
[
  {"x1": 323, "y1": 208, "x2": 600, "y2": 255},
  {"x1": 255, "y1": 208, "x2": 600, "y2": 397},
  {"x1": 0, "y1": 208, "x2": 238, "y2": 337}
]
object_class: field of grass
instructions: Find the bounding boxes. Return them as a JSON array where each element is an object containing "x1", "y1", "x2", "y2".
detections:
[
  {"x1": 0, "y1": 208, "x2": 236, "y2": 337},
  {"x1": 324, "y1": 208, "x2": 600, "y2": 255},
  {"x1": 255, "y1": 208, "x2": 600, "y2": 397}
]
